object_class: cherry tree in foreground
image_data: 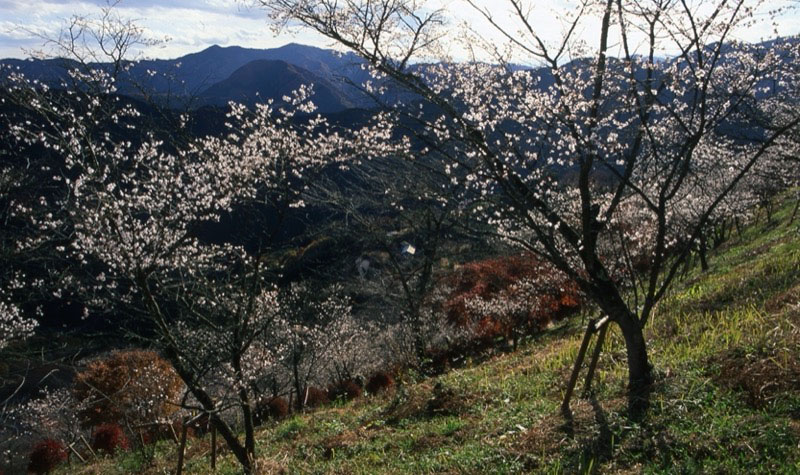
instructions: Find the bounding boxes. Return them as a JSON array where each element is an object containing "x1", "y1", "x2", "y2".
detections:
[
  {"x1": 3, "y1": 23, "x2": 405, "y2": 471},
  {"x1": 259, "y1": 0, "x2": 800, "y2": 402}
]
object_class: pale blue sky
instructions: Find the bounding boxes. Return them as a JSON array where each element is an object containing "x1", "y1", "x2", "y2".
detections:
[{"x1": 2, "y1": 0, "x2": 798, "y2": 60}]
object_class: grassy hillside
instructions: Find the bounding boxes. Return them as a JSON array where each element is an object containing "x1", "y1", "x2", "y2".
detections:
[{"x1": 63, "y1": 198, "x2": 800, "y2": 474}]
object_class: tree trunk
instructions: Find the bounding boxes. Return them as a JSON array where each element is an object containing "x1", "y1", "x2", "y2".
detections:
[
  {"x1": 233, "y1": 357, "x2": 256, "y2": 466},
  {"x1": 583, "y1": 258, "x2": 652, "y2": 406},
  {"x1": 614, "y1": 309, "x2": 652, "y2": 419},
  {"x1": 765, "y1": 201, "x2": 774, "y2": 224},
  {"x1": 789, "y1": 196, "x2": 800, "y2": 225},
  {"x1": 680, "y1": 250, "x2": 693, "y2": 278},
  {"x1": 292, "y1": 354, "x2": 304, "y2": 411},
  {"x1": 711, "y1": 220, "x2": 728, "y2": 249},
  {"x1": 163, "y1": 348, "x2": 253, "y2": 473},
  {"x1": 698, "y1": 233, "x2": 709, "y2": 272},
  {"x1": 593, "y1": 291, "x2": 652, "y2": 395},
  {"x1": 615, "y1": 314, "x2": 652, "y2": 390},
  {"x1": 239, "y1": 393, "x2": 256, "y2": 466}
]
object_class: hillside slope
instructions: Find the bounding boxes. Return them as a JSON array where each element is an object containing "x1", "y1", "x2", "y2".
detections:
[{"x1": 62, "y1": 195, "x2": 800, "y2": 474}]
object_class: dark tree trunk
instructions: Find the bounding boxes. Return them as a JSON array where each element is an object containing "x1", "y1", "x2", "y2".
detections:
[
  {"x1": 617, "y1": 312, "x2": 652, "y2": 419},
  {"x1": 711, "y1": 220, "x2": 728, "y2": 249},
  {"x1": 291, "y1": 352, "x2": 305, "y2": 411},
  {"x1": 789, "y1": 196, "x2": 800, "y2": 225},
  {"x1": 698, "y1": 233, "x2": 709, "y2": 272},
  {"x1": 239, "y1": 392, "x2": 256, "y2": 464},
  {"x1": 163, "y1": 348, "x2": 254, "y2": 473},
  {"x1": 592, "y1": 287, "x2": 652, "y2": 397},
  {"x1": 233, "y1": 357, "x2": 256, "y2": 465},
  {"x1": 616, "y1": 314, "x2": 652, "y2": 389},
  {"x1": 765, "y1": 201, "x2": 774, "y2": 224},
  {"x1": 581, "y1": 249, "x2": 653, "y2": 408},
  {"x1": 680, "y1": 250, "x2": 693, "y2": 278}
]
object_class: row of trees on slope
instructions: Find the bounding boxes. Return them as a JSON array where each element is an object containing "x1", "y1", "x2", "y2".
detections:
[
  {"x1": 2, "y1": 1, "x2": 800, "y2": 472},
  {"x1": 259, "y1": 0, "x2": 800, "y2": 400}
]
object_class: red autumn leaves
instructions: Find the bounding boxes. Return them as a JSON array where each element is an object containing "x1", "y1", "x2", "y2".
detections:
[{"x1": 442, "y1": 254, "x2": 582, "y2": 344}]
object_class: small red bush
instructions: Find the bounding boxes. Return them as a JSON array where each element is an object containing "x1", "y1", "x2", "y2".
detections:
[
  {"x1": 327, "y1": 379, "x2": 363, "y2": 402},
  {"x1": 303, "y1": 386, "x2": 329, "y2": 408},
  {"x1": 366, "y1": 371, "x2": 394, "y2": 394},
  {"x1": 92, "y1": 423, "x2": 130, "y2": 454},
  {"x1": 266, "y1": 396, "x2": 290, "y2": 419},
  {"x1": 28, "y1": 439, "x2": 67, "y2": 474},
  {"x1": 191, "y1": 414, "x2": 210, "y2": 437},
  {"x1": 443, "y1": 253, "x2": 582, "y2": 343},
  {"x1": 254, "y1": 397, "x2": 290, "y2": 425}
]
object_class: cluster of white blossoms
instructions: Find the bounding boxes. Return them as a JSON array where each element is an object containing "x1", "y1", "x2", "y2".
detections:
[
  {"x1": 2, "y1": 388, "x2": 85, "y2": 458},
  {"x1": 0, "y1": 298, "x2": 37, "y2": 350}
]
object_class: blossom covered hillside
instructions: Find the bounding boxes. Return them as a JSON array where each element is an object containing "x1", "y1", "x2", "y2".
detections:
[{"x1": 1, "y1": 1, "x2": 799, "y2": 473}]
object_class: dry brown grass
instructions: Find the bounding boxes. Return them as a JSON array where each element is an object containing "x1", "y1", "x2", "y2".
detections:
[{"x1": 712, "y1": 346, "x2": 800, "y2": 409}]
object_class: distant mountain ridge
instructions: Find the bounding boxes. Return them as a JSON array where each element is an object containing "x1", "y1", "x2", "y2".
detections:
[
  {"x1": 199, "y1": 59, "x2": 355, "y2": 113},
  {"x1": 0, "y1": 43, "x2": 374, "y2": 111},
  {"x1": 130, "y1": 43, "x2": 371, "y2": 101},
  {"x1": 2, "y1": 37, "x2": 796, "y2": 114}
]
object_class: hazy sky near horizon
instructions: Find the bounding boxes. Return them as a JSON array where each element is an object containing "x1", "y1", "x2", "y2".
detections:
[{"x1": 1, "y1": 0, "x2": 799, "y2": 61}]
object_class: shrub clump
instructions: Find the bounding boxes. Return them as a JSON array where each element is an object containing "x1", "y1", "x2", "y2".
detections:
[
  {"x1": 327, "y1": 379, "x2": 363, "y2": 402},
  {"x1": 443, "y1": 254, "x2": 582, "y2": 343},
  {"x1": 92, "y1": 423, "x2": 130, "y2": 454},
  {"x1": 28, "y1": 439, "x2": 67, "y2": 474},
  {"x1": 366, "y1": 371, "x2": 395, "y2": 394},
  {"x1": 74, "y1": 349, "x2": 183, "y2": 429},
  {"x1": 266, "y1": 396, "x2": 290, "y2": 419},
  {"x1": 303, "y1": 387, "x2": 330, "y2": 408},
  {"x1": 254, "y1": 397, "x2": 290, "y2": 425}
]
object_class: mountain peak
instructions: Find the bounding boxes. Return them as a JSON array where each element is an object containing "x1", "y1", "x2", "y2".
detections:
[
  {"x1": 199, "y1": 59, "x2": 354, "y2": 113},
  {"x1": 1, "y1": 42, "x2": 373, "y2": 109},
  {"x1": 199, "y1": 44, "x2": 224, "y2": 53},
  {"x1": 277, "y1": 42, "x2": 317, "y2": 50}
]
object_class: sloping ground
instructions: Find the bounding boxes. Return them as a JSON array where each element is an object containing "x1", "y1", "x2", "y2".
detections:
[{"x1": 64, "y1": 197, "x2": 800, "y2": 474}]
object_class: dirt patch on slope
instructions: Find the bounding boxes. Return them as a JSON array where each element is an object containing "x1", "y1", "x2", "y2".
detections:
[{"x1": 712, "y1": 346, "x2": 800, "y2": 409}]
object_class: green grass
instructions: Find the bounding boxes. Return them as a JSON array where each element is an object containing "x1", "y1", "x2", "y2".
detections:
[{"x1": 62, "y1": 196, "x2": 800, "y2": 474}]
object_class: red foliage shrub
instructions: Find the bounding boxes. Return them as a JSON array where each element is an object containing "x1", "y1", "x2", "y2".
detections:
[
  {"x1": 74, "y1": 350, "x2": 183, "y2": 429},
  {"x1": 303, "y1": 387, "x2": 329, "y2": 408},
  {"x1": 365, "y1": 371, "x2": 394, "y2": 394},
  {"x1": 443, "y1": 254, "x2": 582, "y2": 342},
  {"x1": 267, "y1": 396, "x2": 290, "y2": 419},
  {"x1": 327, "y1": 379, "x2": 363, "y2": 402},
  {"x1": 254, "y1": 397, "x2": 290, "y2": 425},
  {"x1": 92, "y1": 423, "x2": 130, "y2": 454},
  {"x1": 28, "y1": 439, "x2": 67, "y2": 474},
  {"x1": 191, "y1": 413, "x2": 210, "y2": 437}
]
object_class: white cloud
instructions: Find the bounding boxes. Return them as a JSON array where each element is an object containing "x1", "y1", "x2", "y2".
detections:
[
  {"x1": 1, "y1": 0, "x2": 798, "y2": 60},
  {"x1": 0, "y1": 0, "x2": 335, "y2": 59}
]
